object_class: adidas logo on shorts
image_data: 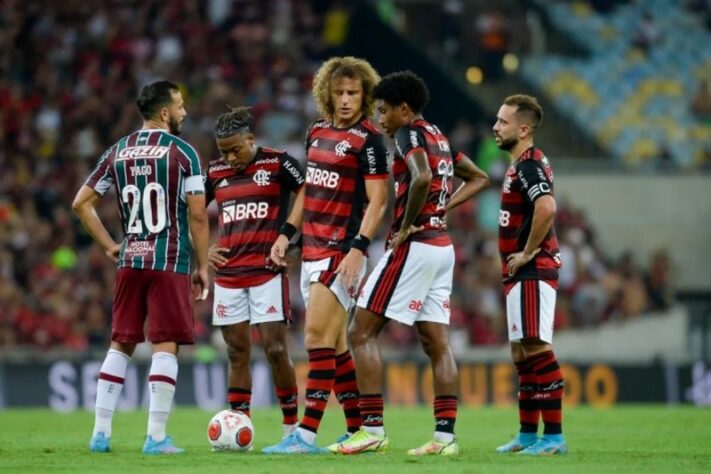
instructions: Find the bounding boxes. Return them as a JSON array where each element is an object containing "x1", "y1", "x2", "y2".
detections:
[{"x1": 266, "y1": 305, "x2": 278, "y2": 314}]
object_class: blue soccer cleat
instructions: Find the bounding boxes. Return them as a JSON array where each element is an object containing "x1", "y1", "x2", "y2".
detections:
[
  {"x1": 89, "y1": 432, "x2": 111, "y2": 453},
  {"x1": 142, "y1": 435, "x2": 185, "y2": 454},
  {"x1": 262, "y1": 430, "x2": 327, "y2": 454},
  {"x1": 496, "y1": 432, "x2": 538, "y2": 453},
  {"x1": 518, "y1": 434, "x2": 567, "y2": 456}
]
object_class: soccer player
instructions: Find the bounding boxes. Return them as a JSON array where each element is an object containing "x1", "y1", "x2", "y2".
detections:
[
  {"x1": 72, "y1": 80, "x2": 209, "y2": 454},
  {"x1": 492, "y1": 94, "x2": 567, "y2": 455},
  {"x1": 335, "y1": 71, "x2": 490, "y2": 456},
  {"x1": 263, "y1": 56, "x2": 389, "y2": 454},
  {"x1": 205, "y1": 107, "x2": 304, "y2": 439}
]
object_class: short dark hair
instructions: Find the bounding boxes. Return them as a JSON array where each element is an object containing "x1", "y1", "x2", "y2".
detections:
[
  {"x1": 372, "y1": 70, "x2": 430, "y2": 114},
  {"x1": 214, "y1": 106, "x2": 252, "y2": 139},
  {"x1": 136, "y1": 80, "x2": 180, "y2": 120},
  {"x1": 503, "y1": 94, "x2": 543, "y2": 130}
]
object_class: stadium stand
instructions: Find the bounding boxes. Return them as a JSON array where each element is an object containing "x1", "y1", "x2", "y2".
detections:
[{"x1": 0, "y1": 0, "x2": 679, "y2": 352}]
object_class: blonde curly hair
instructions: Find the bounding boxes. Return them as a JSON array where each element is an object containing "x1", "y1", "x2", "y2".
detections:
[{"x1": 311, "y1": 56, "x2": 381, "y2": 120}]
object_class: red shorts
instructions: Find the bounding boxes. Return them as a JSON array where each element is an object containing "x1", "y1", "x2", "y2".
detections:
[{"x1": 112, "y1": 267, "x2": 195, "y2": 345}]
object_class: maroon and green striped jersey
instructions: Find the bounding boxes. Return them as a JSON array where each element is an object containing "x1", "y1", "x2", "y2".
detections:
[
  {"x1": 302, "y1": 117, "x2": 389, "y2": 261},
  {"x1": 85, "y1": 128, "x2": 205, "y2": 274},
  {"x1": 498, "y1": 146, "x2": 561, "y2": 283}
]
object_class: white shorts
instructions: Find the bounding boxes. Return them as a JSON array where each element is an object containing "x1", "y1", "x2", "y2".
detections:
[
  {"x1": 212, "y1": 274, "x2": 290, "y2": 326},
  {"x1": 505, "y1": 280, "x2": 557, "y2": 343},
  {"x1": 301, "y1": 253, "x2": 367, "y2": 313},
  {"x1": 357, "y1": 242, "x2": 454, "y2": 326}
]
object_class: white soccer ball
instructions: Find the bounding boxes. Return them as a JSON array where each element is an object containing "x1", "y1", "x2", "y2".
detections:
[{"x1": 207, "y1": 409, "x2": 254, "y2": 452}]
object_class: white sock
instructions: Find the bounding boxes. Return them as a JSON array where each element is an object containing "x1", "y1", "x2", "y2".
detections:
[
  {"x1": 434, "y1": 431, "x2": 455, "y2": 443},
  {"x1": 146, "y1": 352, "x2": 178, "y2": 442},
  {"x1": 93, "y1": 349, "x2": 130, "y2": 438},
  {"x1": 296, "y1": 427, "x2": 316, "y2": 444},
  {"x1": 363, "y1": 425, "x2": 386, "y2": 437},
  {"x1": 283, "y1": 423, "x2": 297, "y2": 436}
]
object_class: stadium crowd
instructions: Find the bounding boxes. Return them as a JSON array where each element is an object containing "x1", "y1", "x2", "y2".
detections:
[{"x1": 0, "y1": 0, "x2": 675, "y2": 352}]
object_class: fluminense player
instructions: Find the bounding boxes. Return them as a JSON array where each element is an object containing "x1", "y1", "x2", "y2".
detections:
[{"x1": 73, "y1": 80, "x2": 209, "y2": 455}]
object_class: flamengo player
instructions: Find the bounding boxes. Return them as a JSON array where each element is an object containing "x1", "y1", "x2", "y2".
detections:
[
  {"x1": 335, "y1": 71, "x2": 489, "y2": 456},
  {"x1": 263, "y1": 57, "x2": 389, "y2": 454},
  {"x1": 205, "y1": 107, "x2": 304, "y2": 439},
  {"x1": 72, "y1": 80, "x2": 209, "y2": 454},
  {"x1": 493, "y1": 94, "x2": 567, "y2": 455}
]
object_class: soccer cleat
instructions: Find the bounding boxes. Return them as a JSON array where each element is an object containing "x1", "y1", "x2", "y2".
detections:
[
  {"x1": 325, "y1": 432, "x2": 352, "y2": 453},
  {"x1": 518, "y1": 435, "x2": 567, "y2": 456},
  {"x1": 142, "y1": 435, "x2": 184, "y2": 454},
  {"x1": 496, "y1": 432, "x2": 538, "y2": 453},
  {"x1": 407, "y1": 438, "x2": 460, "y2": 456},
  {"x1": 262, "y1": 431, "x2": 327, "y2": 454},
  {"x1": 89, "y1": 432, "x2": 111, "y2": 453},
  {"x1": 336, "y1": 428, "x2": 389, "y2": 455},
  {"x1": 282, "y1": 424, "x2": 298, "y2": 440}
]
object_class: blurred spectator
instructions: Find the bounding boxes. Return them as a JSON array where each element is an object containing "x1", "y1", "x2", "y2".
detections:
[
  {"x1": 691, "y1": 80, "x2": 711, "y2": 123},
  {"x1": 631, "y1": 11, "x2": 662, "y2": 54}
]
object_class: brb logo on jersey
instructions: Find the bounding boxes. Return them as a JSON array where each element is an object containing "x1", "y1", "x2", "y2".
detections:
[
  {"x1": 334, "y1": 140, "x2": 351, "y2": 157},
  {"x1": 306, "y1": 166, "x2": 340, "y2": 189},
  {"x1": 222, "y1": 202, "x2": 269, "y2": 223},
  {"x1": 253, "y1": 169, "x2": 270, "y2": 186}
]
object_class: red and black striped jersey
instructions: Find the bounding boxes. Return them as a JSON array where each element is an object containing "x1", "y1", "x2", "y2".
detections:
[
  {"x1": 205, "y1": 147, "x2": 305, "y2": 288},
  {"x1": 498, "y1": 146, "x2": 561, "y2": 283},
  {"x1": 390, "y1": 119, "x2": 461, "y2": 247},
  {"x1": 85, "y1": 129, "x2": 204, "y2": 274},
  {"x1": 302, "y1": 117, "x2": 389, "y2": 261}
]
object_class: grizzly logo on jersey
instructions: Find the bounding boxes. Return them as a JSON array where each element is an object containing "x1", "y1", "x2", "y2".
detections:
[
  {"x1": 117, "y1": 145, "x2": 170, "y2": 161},
  {"x1": 306, "y1": 166, "x2": 339, "y2": 188},
  {"x1": 334, "y1": 140, "x2": 351, "y2": 157},
  {"x1": 222, "y1": 202, "x2": 269, "y2": 222}
]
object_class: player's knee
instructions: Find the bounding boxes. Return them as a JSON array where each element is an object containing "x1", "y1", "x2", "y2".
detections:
[
  {"x1": 263, "y1": 341, "x2": 288, "y2": 364},
  {"x1": 226, "y1": 343, "x2": 250, "y2": 366},
  {"x1": 347, "y1": 324, "x2": 368, "y2": 348}
]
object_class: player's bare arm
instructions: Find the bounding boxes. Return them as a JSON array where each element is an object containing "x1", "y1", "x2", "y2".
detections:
[
  {"x1": 507, "y1": 194, "x2": 556, "y2": 276},
  {"x1": 270, "y1": 186, "x2": 305, "y2": 267},
  {"x1": 187, "y1": 192, "x2": 210, "y2": 300},
  {"x1": 72, "y1": 185, "x2": 121, "y2": 262},
  {"x1": 390, "y1": 149, "x2": 431, "y2": 249},
  {"x1": 335, "y1": 177, "x2": 388, "y2": 289},
  {"x1": 446, "y1": 155, "x2": 490, "y2": 212}
]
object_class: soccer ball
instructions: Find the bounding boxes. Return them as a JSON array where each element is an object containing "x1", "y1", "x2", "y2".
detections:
[{"x1": 207, "y1": 409, "x2": 254, "y2": 452}]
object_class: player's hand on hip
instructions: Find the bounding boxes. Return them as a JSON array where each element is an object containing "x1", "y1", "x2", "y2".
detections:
[
  {"x1": 507, "y1": 248, "x2": 541, "y2": 276},
  {"x1": 105, "y1": 243, "x2": 121, "y2": 263},
  {"x1": 192, "y1": 267, "x2": 210, "y2": 301},
  {"x1": 269, "y1": 235, "x2": 290, "y2": 268},
  {"x1": 208, "y1": 245, "x2": 230, "y2": 271},
  {"x1": 335, "y1": 249, "x2": 363, "y2": 296},
  {"x1": 389, "y1": 225, "x2": 422, "y2": 250}
]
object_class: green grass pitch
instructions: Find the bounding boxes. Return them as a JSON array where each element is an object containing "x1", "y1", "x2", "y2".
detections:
[{"x1": 1, "y1": 405, "x2": 710, "y2": 473}]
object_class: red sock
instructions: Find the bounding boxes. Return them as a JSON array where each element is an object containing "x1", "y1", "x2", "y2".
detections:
[
  {"x1": 434, "y1": 395, "x2": 457, "y2": 434},
  {"x1": 299, "y1": 348, "x2": 335, "y2": 434},
  {"x1": 228, "y1": 387, "x2": 251, "y2": 417},
  {"x1": 529, "y1": 351, "x2": 564, "y2": 435},
  {"x1": 359, "y1": 393, "x2": 384, "y2": 427},
  {"x1": 516, "y1": 358, "x2": 539, "y2": 433},
  {"x1": 335, "y1": 351, "x2": 361, "y2": 433},
  {"x1": 276, "y1": 387, "x2": 298, "y2": 425}
]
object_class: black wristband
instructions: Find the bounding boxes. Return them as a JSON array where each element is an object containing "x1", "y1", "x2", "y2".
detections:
[
  {"x1": 279, "y1": 222, "x2": 297, "y2": 240},
  {"x1": 350, "y1": 234, "x2": 371, "y2": 253}
]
